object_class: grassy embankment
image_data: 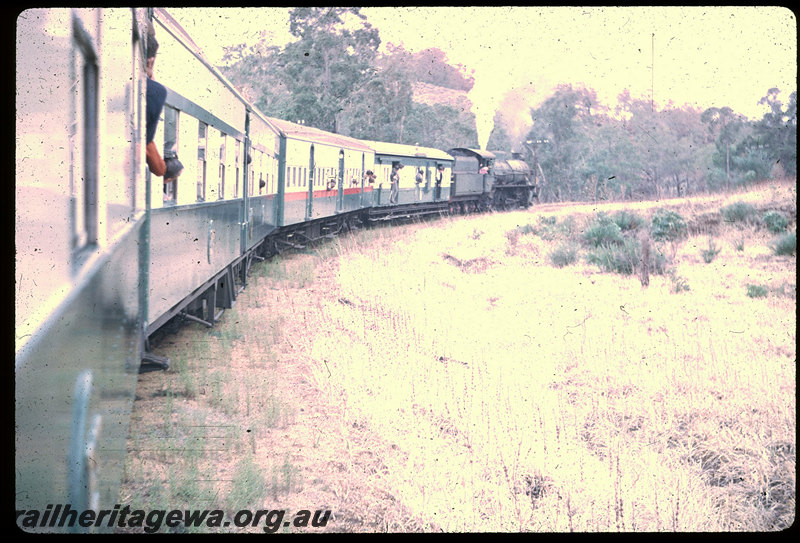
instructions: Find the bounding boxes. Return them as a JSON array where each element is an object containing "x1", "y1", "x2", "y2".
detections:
[{"x1": 118, "y1": 180, "x2": 795, "y2": 532}]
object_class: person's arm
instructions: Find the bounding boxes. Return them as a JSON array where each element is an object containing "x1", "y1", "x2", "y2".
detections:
[{"x1": 146, "y1": 141, "x2": 166, "y2": 177}]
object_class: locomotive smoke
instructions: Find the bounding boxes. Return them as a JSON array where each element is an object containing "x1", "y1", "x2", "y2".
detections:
[
  {"x1": 470, "y1": 86, "x2": 500, "y2": 151},
  {"x1": 474, "y1": 106, "x2": 494, "y2": 151}
]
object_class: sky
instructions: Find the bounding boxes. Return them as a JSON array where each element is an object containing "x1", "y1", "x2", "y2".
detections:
[{"x1": 169, "y1": 6, "x2": 797, "y2": 148}]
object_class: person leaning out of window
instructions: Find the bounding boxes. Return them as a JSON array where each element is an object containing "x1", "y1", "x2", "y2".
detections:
[{"x1": 145, "y1": 24, "x2": 183, "y2": 183}]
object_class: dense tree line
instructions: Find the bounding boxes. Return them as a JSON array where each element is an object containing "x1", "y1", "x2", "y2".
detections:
[
  {"x1": 220, "y1": 7, "x2": 476, "y2": 148},
  {"x1": 219, "y1": 7, "x2": 795, "y2": 202},
  {"x1": 518, "y1": 85, "x2": 796, "y2": 201}
]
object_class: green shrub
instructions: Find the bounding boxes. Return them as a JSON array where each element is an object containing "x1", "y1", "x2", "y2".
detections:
[
  {"x1": 701, "y1": 238, "x2": 721, "y2": 263},
  {"x1": 651, "y1": 209, "x2": 688, "y2": 243},
  {"x1": 557, "y1": 215, "x2": 577, "y2": 237},
  {"x1": 549, "y1": 242, "x2": 580, "y2": 268},
  {"x1": 771, "y1": 231, "x2": 796, "y2": 256},
  {"x1": 506, "y1": 223, "x2": 536, "y2": 243},
  {"x1": 514, "y1": 223, "x2": 537, "y2": 236},
  {"x1": 763, "y1": 210, "x2": 789, "y2": 233},
  {"x1": 720, "y1": 201, "x2": 757, "y2": 224},
  {"x1": 746, "y1": 284, "x2": 769, "y2": 298},
  {"x1": 587, "y1": 237, "x2": 667, "y2": 276},
  {"x1": 583, "y1": 212, "x2": 624, "y2": 247},
  {"x1": 666, "y1": 269, "x2": 691, "y2": 293},
  {"x1": 612, "y1": 210, "x2": 645, "y2": 232}
]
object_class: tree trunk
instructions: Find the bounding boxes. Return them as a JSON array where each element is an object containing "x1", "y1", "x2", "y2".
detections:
[{"x1": 726, "y1": 143, "x2": 730, "y2": 187}]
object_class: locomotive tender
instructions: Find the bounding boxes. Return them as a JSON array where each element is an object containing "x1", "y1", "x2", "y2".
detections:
[{"x1": 14, "y1": 7, "x2": 535, "y2": 531}]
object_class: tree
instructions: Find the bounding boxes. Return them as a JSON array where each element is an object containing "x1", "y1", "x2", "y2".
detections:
[
  {"x1": 701, "y1": 106, "x2": 744, "y2": 186},
  {"x1": 281, "y1": 7, "x2": 381, "y2": 133},
  {"x1": 337, "y1": 43, "x2": 414, "y2": 142},
  {"x1": 526, "y1": 85, "x2": 601, "y2": 201},
  {"x1": 220, "y1": 40, "x2": 294, "y2": 120},
  {"x1": 751, "y1": 88, "x2": 797, "y2": 178}
]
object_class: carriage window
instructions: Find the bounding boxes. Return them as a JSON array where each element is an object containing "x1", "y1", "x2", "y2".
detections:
[
  {"x1": 163, "y1": 106, "x2": 179, "y2": 204},
  {"x1": 234, "y1": 139, "x2": 240, "y2": 198},
  {"x1": 197, "y1": 121, "x2": 207, "y2": 201},
  {"x1": 247, "y1": 154, "x2": 256, "y2": 196},
  {"x1": 71, "y1": 17, "x2": 99, "y2": 251},
  {"x1": 218, "y1": 131, "x2": 226, "y2": 200}
]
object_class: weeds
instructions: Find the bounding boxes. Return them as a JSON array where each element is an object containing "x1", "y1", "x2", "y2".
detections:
[
  {"x1": 701, "y1": 238, "x2": 721, "y2": 263},
  {"x1": 583, "y1": 212, "x2": 624, "y2": 247},
  {"x1": 587, "y1": 237, "x2": 667, "y2": 276},
  {"x1": 666, "y1": 269, "x2": 691, "y2": 293},
  {"x1": 746, "y1": 284, "x2": 769, "y2": 298},
  {"x1": 721, "y1": 201, "x2": 757, "y2": 224},
  {"x1": 612, "y1": 210, "x2": 645, "y2": 232},
  {"x1": 763, "y1": 210, "x2": 789, "y2": 233},
  {"x1": 771, "y1": 231, "x2": 796, "y2": 256},
  {"x1": 227, "y1": 455, "x2": 269, "y2": 511},
  {"x1": 651, "y1": 209, "x2": 688, "y2": 243},
  {"x1": 549, "y1": 242, "x2": 579, "y2": 268}
]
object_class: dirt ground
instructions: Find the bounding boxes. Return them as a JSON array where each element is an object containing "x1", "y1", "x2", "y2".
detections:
[{"x1": 119, "y1": 242, "x2": 431, "y2": 533}]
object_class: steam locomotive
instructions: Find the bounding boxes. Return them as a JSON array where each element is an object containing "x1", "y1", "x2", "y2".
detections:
[{"x1": 14, "y1": 8, "x2": 536, "y2": 531}]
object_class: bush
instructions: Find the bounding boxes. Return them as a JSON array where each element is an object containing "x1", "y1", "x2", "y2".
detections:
[
  {"x1": 746, "y1": 284, "x2": 769, "y2": 298},
  {"x1": 701, "y1": 238, "x2": 721, "y2": 263},
  {"x1": 514, "y1": 223, "x2": 537, "y2": 236},
  {"x1": 720, "y1": 201, "x2": 757, "y2": 224},
  {"x1": 763, "y1": 211, "x2": 789, "y2": 233},
  {"x1": 583, "y1": 212, "x2": 624, "y2": 247},
  {"x1": 651, "y1": 209, "x2": 688, "y2": 243},
  {"x1": 771, "y1": 231, "x2": 796, "y2": 256},
  {"x1": 612, "y1": 210, "x2": 645, "y2": 232},
  {"x1": 587, "y1": 237, "x2": 667, "y2": 276},
  {"x1": 549, "y1": 242, "x2": 579, "y2": 268},
  {"x1": 506, "y1": 223, "x2": 536, "y2": 243},
  {"x1": 666, "y1": 269, "x2": 691, "y2": 293},
  {"x1": 557, "y1": 215, "x2": 577, "y2": 237}
]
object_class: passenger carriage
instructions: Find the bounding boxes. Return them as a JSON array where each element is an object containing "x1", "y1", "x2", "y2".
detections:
[
  {"x1": 16, "y1": 7, "x2": 153, "y2": 526},
  {"x1": 143, "y1": 8, "x2": 283, "y2": 338},
  {"x1": 265, "y1": 117, "x2": 376, "y2": 229},
  {"x1": 361, "y1": 140, "x2": 454, "y2": 207}
]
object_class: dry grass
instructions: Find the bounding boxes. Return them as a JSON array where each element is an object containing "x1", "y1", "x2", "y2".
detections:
[{"x1": 118, "y1": 180, "x2": 795, "y2": 532}]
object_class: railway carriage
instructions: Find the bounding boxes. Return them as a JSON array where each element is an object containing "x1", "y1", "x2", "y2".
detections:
[
  {"x1": 16, "y1": 7, "x2": 152, "y2": 528},
  {"x1": 245, "y1": 109, "x2": 282, "y2": 252},
  {"x1": 142, "y1": 8, "x2": 283, "y2": 341},
  {"x1": 266, "y1": 117, "x2": 376, "y2": 229},
  {"x1": 360, "y1": 140, "x2": 454, "y2": 207}
]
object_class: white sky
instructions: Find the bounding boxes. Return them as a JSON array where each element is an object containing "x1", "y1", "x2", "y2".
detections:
[{"x1": 170, "y1": 6, "x2": 797, "y2": 146}]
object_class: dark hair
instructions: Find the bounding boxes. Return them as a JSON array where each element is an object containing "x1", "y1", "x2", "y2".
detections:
[{"x1": 147, "y1": 28, "x2": 159, "y2": 59}]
